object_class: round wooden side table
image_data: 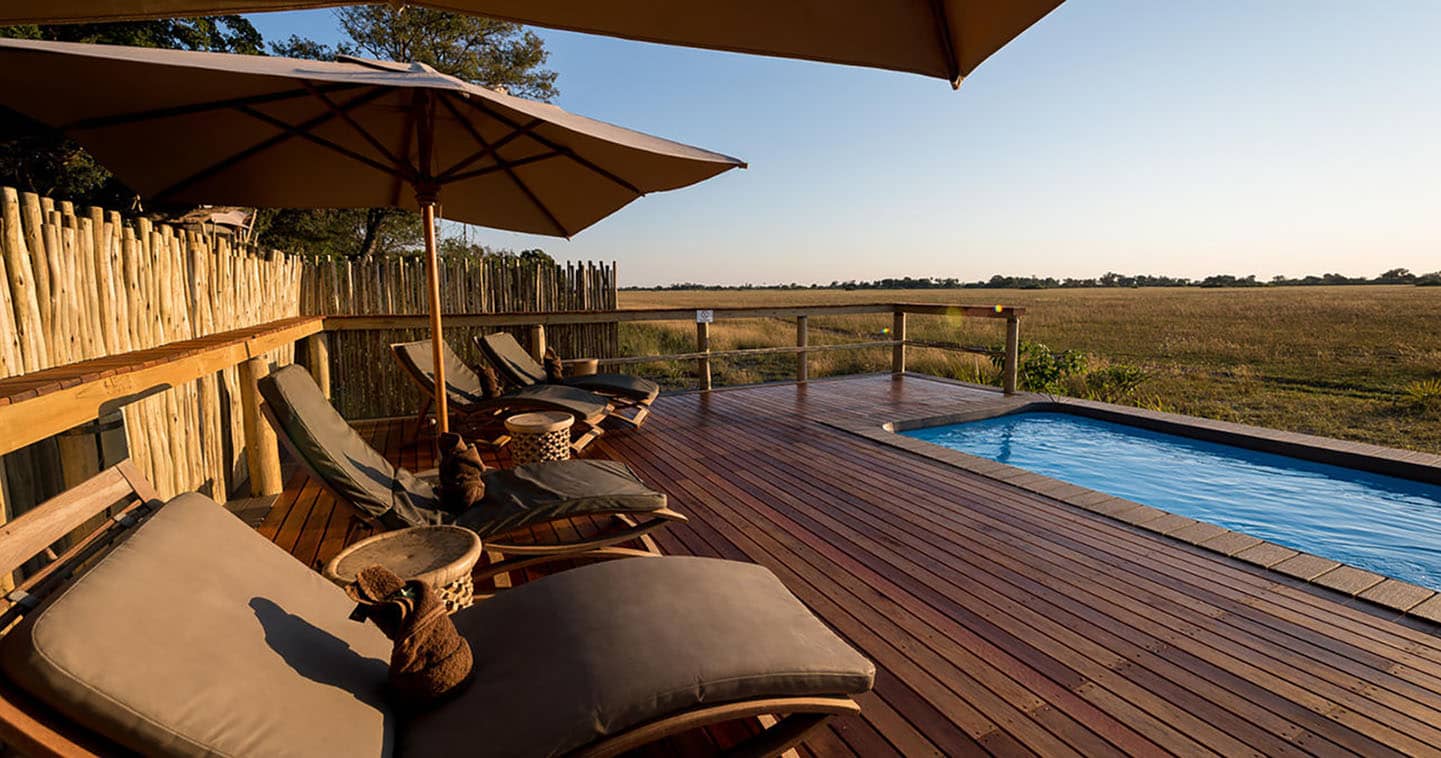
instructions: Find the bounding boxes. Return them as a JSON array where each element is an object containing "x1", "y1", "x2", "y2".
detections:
[
  {"x1": 324, "y1": 525, "x2": 483, "y2": 613},
  {"x1": 504, "y1": 410, "x2": 574, "y2": 464}
]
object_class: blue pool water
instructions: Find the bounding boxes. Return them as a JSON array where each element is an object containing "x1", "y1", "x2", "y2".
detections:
[{"x1": 904, "y1": 412, "x2": 1441, "y2": 590}]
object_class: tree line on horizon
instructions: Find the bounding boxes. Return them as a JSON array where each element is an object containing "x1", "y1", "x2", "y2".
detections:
[{"x1": 629, "y1": 268, "x2": 1441, "y2": 291}]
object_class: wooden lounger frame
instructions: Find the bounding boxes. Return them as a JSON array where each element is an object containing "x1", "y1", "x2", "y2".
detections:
[
  {"x1": 474, "y1": 332, "x2": 654, "y2": 429},
  {"x1": 0, "y1": 464, "x2": 854, "y2": 757},
  {"x1": 0, "y1": 461, "x2": 159, "y2": 757},
  {"x1": 390, "y1": 342, "x2": 607, "y2": 454},
  {"x1": 262, "y1": 401, "x2": 686, "y2": 583}
]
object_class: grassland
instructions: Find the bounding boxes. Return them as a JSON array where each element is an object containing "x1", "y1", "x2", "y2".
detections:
[{"x1": 614, "y1": 286, "x2": 1441, "y2": 454}]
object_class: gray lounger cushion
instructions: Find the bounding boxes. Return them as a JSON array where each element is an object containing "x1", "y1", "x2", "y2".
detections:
[
  {"x1": 394, "y1": 340, "x2": 608, "y2": 419},
  {"x1": 261, "y1": 365, "x2": 661, "y2": 534},
  {"x1": 0, "y1": 493, "x2": 395, "y2": 758},
  {"x1": 465, "y1": 459, "x2": 667, "y2": 538},
  {"x1": 393, "y1": 339, "x2": 499, "y2": 407},
  {"x1": 477, "y1": 331, "x2": 548, "y2": 386},
  {"x1": 401, "y1": 556, "x2": 876, "y2": 757},
  {"x1": 261, "y1": 364, "x2": 443, "y2": 529},
  {"x1": 563, "y1": 373, "x2": 660, "y2": 403},
  {"x1": 480, "y1": 332, "x2": 660, "y2": 402},
  {"x1": 503, "y1": 382, "x2": 609, "y2": 418}
]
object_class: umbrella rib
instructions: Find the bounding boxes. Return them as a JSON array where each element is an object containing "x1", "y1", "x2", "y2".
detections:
[
  {"x1": 235, "y1": 104, "x2": 401, "y2": 177},
  {"x1": 444, "y1": 150, "x2": 562, "y2": 182},
  {"x1": 438, "y1": 94, "x2": 568, "y2": 236},
  {"x1": 303, "y1": 81, "x2": 418, "y2": 181},
  {"x1": 390, "y1": 97, "x2": 421, "y2": 207},
  {"x1": 926, "y1": 0, "x2": 963, "y2": 87},
  {"x1": 454, "y1": 95, "x2": 644, "y2": 196},
  {"x1": 435, "y1": 118, "x2": 543, "y2": 181},
  {"x1": 61, "y1": 83, "x2": 365, "y2": 131},
  {"x1": 150, "y1": 86, "x2": 391, "y2": 203}
]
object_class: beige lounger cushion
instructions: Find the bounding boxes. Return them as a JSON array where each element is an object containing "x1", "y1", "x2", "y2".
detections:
[
  {"x1": 0, "y1": 493, "x2": 395, "y2": 758},
  {"x1": 401, "y1": 556, "x2": 876, "y2": 757}
]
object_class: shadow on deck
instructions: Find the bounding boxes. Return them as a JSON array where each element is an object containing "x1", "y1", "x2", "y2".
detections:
[{"x1": 256, "y1": 374, "x2": 1441, "y2": 756}]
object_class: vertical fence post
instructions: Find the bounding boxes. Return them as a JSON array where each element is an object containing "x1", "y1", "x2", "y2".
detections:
[
  {"x1": 529, "y1": 323, "x2": 546, "y2": 362},
  {"x1": 1003, "y1": 315, "x2": 1020, "y2": 396},
  {"x1": 696, "y1": 320, "x2": 711, "y2": 391},
  {"x1": 238, "y1": 356, "x2": 283, "y2": 497},
  {"x1": 305, "y1": 332, "x2": 331, "y2": 400},
  {"x1": 796, "y1": 315, "x2": 809, "y2": 383},
  {"x1": 891, "y1": 310, "x2": 907, "y2": 375}
]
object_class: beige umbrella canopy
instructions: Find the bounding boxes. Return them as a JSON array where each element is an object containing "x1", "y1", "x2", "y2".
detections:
[
  {"x1": 0, "y1": 0, "x2": 1063, "y2": 87},
  {"x1": 0, "y1": 37, "x2": 744, "y2": 430}
]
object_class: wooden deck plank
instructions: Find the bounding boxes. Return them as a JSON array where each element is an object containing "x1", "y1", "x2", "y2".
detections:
[
  {"x1": 258, "y1": 374, "x2": 1441, "y2": 757},
  {"x1": 736, "y1": 429, "x2": 1435, "y2": 751}
]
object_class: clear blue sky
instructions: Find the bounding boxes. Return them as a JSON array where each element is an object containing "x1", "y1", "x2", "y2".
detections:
[{"x1": 248, "y1": 2, "x2": 1441, "y2": 287}]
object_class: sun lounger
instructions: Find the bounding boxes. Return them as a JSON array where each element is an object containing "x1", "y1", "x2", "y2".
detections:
[
  {"x1": 478, "y1": 331, "x2": 660, "y2": 428},
  {"x1": 0, "y1": 465, "x2": 874, "y2": 757},
  {"x1": 259, "y1": 364, "x2": 685, "y2": 582},
  {"x1": 391, "y1": 339, "x2": 609, "y2": 453}
]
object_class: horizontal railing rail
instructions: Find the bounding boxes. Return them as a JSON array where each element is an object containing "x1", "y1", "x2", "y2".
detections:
[
  {"x1": 0, "y1": 303, "x2": 1023, "y2": 474},
  {"x1": 324, "y1": 301, "x2": 1023, "y2": 395}
]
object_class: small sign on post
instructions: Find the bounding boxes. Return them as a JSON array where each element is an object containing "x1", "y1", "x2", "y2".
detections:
[{"x1": 695, "y1": 309, "x2": 714, "y2": 324}]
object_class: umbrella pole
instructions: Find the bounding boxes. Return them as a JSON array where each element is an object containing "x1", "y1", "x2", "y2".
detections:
[{"x1": 421, "y1": 198, "x2": 448, "y2": 434}]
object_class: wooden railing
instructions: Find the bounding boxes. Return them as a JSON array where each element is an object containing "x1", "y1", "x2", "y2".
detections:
[
  {"x1": 0, "y1": 302, "x2": 1022, "y2": 502},
  {"x1": 325, "y1": 302, "x2": 1024, "y2": 392}
]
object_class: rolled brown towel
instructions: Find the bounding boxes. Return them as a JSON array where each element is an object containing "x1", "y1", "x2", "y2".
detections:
[
  {"x1": 476, "y1": 360, "x2": 504, "y2": 399},
  {"x1": 347, "y1": 565, "x2": 473, "y2": 706},
  {"x1": 436, "y1": 432, "x2": 486, "y2": 513},
  {"x1": 543, "y1": 347, "x2": 565, "y2": 383}
]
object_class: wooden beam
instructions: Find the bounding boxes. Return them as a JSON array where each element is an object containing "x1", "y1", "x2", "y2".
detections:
[
  {"x1": 237, "y1": 356, "x2": 283, "y2": 497},
  {"x1": 1004, "y1": 316, "x2": 1021, "y2": 396},
  {"x1": 322, "y1": 304, "x2": 899, "y2": 330},
  {"x1": 529, "y1": 323, "x2": 546, "y2": 363},
  {"x1": 323, "y1": 302, "x2": 1020, "y2": 332},
  {"x1": 796, "y1": 315, "x2": 809, "y2": 383},
  {"x1": 893, "y1": 302, "x2": 1025, "y2": 318},
  {"x1": 892, "y1": 311, "x2": 907, "y2": 375},
  {"x1": 696, "y1": 321, "x2": 711, "y2": 392},
  {"x1": 305, "y1": 332, "x2": 331, "y2": 400},
  {"x1": 0, "y1": 317, "x2": 323, "y2": 457}
]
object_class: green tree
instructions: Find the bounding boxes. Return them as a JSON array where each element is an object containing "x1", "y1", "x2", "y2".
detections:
[
  {"x1": 262, "y1": 7, "x2": 559, "y2": 257},
  {"x1": 272, "y1": 7, "x2": 557, "y2": 100},
  {"x1": 0, "y1": 18, "x2": 263, "y2": 207}
]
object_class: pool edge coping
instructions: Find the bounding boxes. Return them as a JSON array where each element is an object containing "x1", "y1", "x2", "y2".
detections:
[{"x1": 825, "y1": 381, "x2": 1441, "y2": 628}]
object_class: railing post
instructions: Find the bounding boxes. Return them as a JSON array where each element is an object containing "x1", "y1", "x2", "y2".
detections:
[
  {"x1": 696, "y1": 321, "x2": 711, "y2": 391},
  {"x1": 892, "y1": 311, "x2": 907, "y2": 375},
  {"x1": 1003, "y1": 315, "x2": 1020, "y2": 396},
  {"x1": 305, "y1": 332, "x2": 331, "y2": 400},
  {"x1": 529, "y1": 323, "x2": 546, "y2": 362},
  {"x1": 238, "y1": 356, "x2": 284, "y2": 497},
  {"x1": 796, "y1": 315, "x2": 809, "y2": 383}
]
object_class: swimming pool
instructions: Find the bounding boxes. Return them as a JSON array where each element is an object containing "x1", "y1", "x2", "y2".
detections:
[{"x1": 903, "y1": 412, "x2": 1441, "y2": 591}]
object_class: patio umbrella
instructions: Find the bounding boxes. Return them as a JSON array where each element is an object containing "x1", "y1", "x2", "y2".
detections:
[
  {"x1": 0, "y1": 37, "x2": 743, "y2": 432},
  {"x1": 0, "y1": 0, "x2": 1062, "y2": 87}
]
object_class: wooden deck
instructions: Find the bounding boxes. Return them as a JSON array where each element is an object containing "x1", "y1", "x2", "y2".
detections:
[{"x1": 260, "y1": 374, "x2": 1441, "y2": 756}]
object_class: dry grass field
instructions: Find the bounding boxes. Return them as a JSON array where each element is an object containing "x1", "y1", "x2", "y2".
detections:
[{"x1": 615, "y1": 286, "x2": 1441, "y2": 453}]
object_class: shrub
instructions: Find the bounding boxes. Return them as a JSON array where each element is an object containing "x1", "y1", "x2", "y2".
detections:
[
  {"x1": 1081, "y1": 364, "x2": 1150, "y2": 402},
  {"x1": 1405, "y1": 378, "x2": 1441, "y2": 413},
  {"x1": 990, "y1": 340, "x2": 1087, "y2": 393}
]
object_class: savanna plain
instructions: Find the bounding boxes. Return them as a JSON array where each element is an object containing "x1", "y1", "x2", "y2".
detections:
[{"x1": 615, "y1": 286, "x2": 1441, "y2": 454}]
